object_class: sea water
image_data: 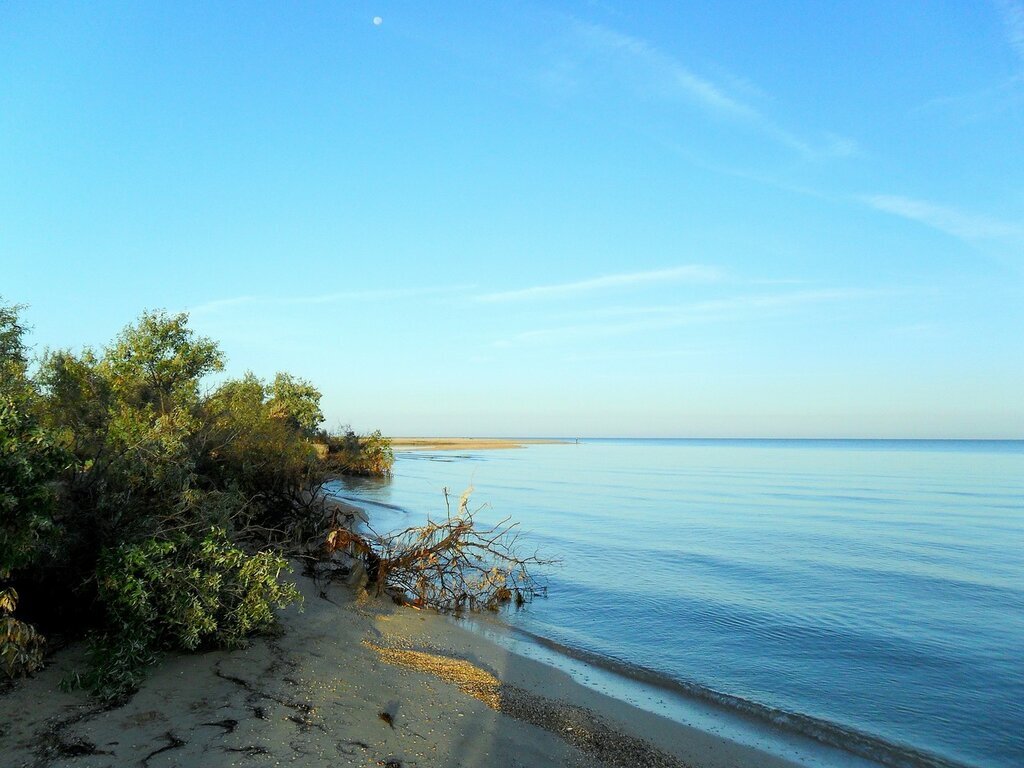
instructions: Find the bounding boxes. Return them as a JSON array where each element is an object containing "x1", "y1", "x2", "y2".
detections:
[{"x1": 330, "y1": 439, "x2": 1024, "y2": 768}]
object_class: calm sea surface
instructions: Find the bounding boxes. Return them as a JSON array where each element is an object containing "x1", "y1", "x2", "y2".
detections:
[{"x1": 332, "y1": 439, "x2": 1024, "y2": 768}]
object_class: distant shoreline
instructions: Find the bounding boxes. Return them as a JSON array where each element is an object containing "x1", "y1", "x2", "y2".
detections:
[{"x1": 392, "y1": 437, "x2": 1024, "y2": 447}]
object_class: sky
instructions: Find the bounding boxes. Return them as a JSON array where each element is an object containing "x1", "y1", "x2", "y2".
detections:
[{"x1": 2, "y1": 1, "x2": 1023, "y2": 438}]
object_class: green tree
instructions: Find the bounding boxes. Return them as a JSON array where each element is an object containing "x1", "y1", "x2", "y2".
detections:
[
  {"x1": 268, "y1": 372, "x2": 323, "y2": 433},
  {"x1": 103, "y1": 310, "x2": 223, "y2": 415},
  {"x1": 200, "y1": 373, "x2": 320, "y2": 530},
  {"x1": 0, "y1": 300, "x2": 29, "y2": 388},
  {"x1": 36, "y1": 349, "x2": 112, "y2": 461},
  {"x1": 0, "y1": 395, "x2": 66, "y2": 677}
]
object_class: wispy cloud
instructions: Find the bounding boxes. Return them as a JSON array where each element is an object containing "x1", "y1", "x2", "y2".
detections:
[
  {"x1": 475, "y1": 265, "x2": 722, "y2": 303},
  {"x1": 568, "y1": 19, "x2": 859, "y2": 161},
  {"x1": 188, "y1": 285, "x2": 472, "y2": 316},
  {"x1": 909, "y1": 76, "x2": 1024, "y2": 123},
  {"x1": 861, "y1": 194, "x2": 1024, "y2": 240},
  {"x1": 573, "y1": 20, "x2": 754, "y2": 118},
  {"x1": 995, "y1": 0, "x2": 1024, "y2": 67},
  {"x1": 907, "y1": 2, "x2": 1024, "y2": 121},
  {"x1": 494, "y1": 288, "x2": 889, "y2": 346}
]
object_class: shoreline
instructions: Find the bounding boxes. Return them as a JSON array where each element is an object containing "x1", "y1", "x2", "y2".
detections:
[
  {"x1": 2, "y1": 495, "x2": 904, "y2": 768},
  {"x1": 457, "y1": 614, "x2": 962, "y2": 768},
  {"x1": 0, "y1": 573, "x2": 818, "y2": 768},
  {"x1": 332, "y1": 492, "x2": 899, "y2": 768},
  {"x1": 329, "y1": 487, "x2": 964, "y2": 768}
]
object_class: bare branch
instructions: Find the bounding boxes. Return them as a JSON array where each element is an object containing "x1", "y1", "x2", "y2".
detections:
[{"x1": 323, "y1": 488, "x2": 555, "y2": 612}]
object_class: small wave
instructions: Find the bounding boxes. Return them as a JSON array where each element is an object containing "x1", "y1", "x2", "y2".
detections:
[
  {"x1": 502, "y1": 625, "x2": 973, "y2": 768},
  {"x1": 329, "y1": 494, "x2": 409, "y2": 514}
]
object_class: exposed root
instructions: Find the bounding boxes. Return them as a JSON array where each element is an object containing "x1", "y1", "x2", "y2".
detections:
[
  {"x1": 141, "y1": 731, "x2": 186, "y2": 767},
  {"x1": 200, "y1": 718, "x2": 239, "y2": 734},
  {"x1": 223, "y1": 745, "x2": 271, "y2": 756}
]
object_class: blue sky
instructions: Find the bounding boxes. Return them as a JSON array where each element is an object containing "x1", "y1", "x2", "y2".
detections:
[{"x1": 2, "y1": 1, "x2": 1022, "y2": 437}]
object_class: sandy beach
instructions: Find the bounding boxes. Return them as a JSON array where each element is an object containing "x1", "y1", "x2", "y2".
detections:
[{"x1": 0, "y1": 569, "x2": 816, "y2": 768}]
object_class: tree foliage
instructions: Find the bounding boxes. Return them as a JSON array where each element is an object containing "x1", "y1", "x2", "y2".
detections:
[
  {"x1": 200, "y1": 372, "x2": 322, "y2": 525},
  {"x1": 0, "y1": 301, "x2": 30, "y2": 386},
  {"x1": 0, "y1": 302, "x2": 66, "y2": 677},
  {"x1": 268, "y1": 372, "x2": 323, "y2": 434},
  {"x1": 102, "y1": 310, "x2": 223, "y2": 415}
]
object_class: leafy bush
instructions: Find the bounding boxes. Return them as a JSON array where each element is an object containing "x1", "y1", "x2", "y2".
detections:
[{"x1": 75, "y1": 528, "x2": 300, "y2": 701}]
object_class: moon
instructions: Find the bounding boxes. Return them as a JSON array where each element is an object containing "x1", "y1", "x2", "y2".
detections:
[{"x1": 372, "y1": 16, "x2": 383, "y2": 26}]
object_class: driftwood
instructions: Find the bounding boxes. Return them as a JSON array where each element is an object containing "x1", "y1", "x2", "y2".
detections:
[{"x1": 324, "y1": 488, "x2": 552, "y2": 611}]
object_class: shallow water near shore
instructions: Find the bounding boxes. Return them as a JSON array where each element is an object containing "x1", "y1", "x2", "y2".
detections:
[{"x1": 331, "y1": 439, "x2": 1024, "y2": 768}]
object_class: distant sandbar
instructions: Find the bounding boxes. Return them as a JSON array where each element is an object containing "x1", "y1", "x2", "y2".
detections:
[{"x1": 391, "y1": 437, "x2": 569, "y2": 451}]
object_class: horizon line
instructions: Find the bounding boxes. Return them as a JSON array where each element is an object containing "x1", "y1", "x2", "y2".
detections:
[{"x1": 388, "y1": 435, "x2": 1024, "y2": 442}]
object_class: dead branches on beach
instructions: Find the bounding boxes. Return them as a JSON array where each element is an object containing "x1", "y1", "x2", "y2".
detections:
[{"x1": 324, "y1": 488, "x2": 552, "y2": 612}]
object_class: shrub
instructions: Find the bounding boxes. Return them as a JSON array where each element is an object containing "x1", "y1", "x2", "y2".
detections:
[
  {"x1": 0, "y1": 395, "x2": 64, "y2": 578},
  {"x1": 1, "y1": 588, "x2": 45, "y2": 678},
  {"x1": 75, "y1": 527, "x2": 300, "y2": 701},
  {"x1": 323, "y1": 428, "x2": 394, "y2": 477},
  {"x1": 0, "y1": 398, "x2": 65, "y2": 680},
  {"x1": 0, "y1": 303, "x2": 66, "y2": 677}
]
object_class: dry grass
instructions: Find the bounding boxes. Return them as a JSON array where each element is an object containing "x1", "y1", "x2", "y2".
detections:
[
  {"x1": 365, "y1": 639, "x2": 690, "y2": 768},
  {"x1": 365, "y1": 642, "x2": 502, "y2": 709}
]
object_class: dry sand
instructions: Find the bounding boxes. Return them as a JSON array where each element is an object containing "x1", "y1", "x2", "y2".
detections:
[
  {"x1": 0, "y1": 573, "x2": 810, "y2": 768},
  {"x1": 390, "y1": 438, "x2": 569, "y2": 451}
]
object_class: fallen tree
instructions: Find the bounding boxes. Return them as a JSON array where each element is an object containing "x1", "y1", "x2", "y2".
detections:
[{"x1": 323, "y1": 488, "x2": 552, "y2": 612}]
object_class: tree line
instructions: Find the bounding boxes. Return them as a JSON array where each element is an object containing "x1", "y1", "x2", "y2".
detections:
[{"x1": 0, "y1": 301, "x2": 393, "y2": 700}]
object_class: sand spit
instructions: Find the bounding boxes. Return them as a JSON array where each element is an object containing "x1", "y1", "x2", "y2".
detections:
[
  {"x1": 390, "y1": 438, "x2": 568, "y2": 451},
  {"x1": 1, "y1": 574, "x2": 805, "y2": 768}
]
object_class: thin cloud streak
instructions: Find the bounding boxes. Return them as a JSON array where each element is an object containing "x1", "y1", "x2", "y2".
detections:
[
  {"x1": 570, "y1": 19, "x2": 860, "y2": 161},
  {"x1": 861, "y1": 194, "x2": 1024, "y2": 240},
  {"x1": 476, "y1": 265, "x2": 722, "y2": 303},
  {"x1": 572, "y1": 20, "x2": 754, "y2": 118},
  {"x1": 188, "y1": 285, "x2": 473, "y2": 316},
  {"x1": 494, "y1": 288, "x2": 893, "y2": 346}
]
